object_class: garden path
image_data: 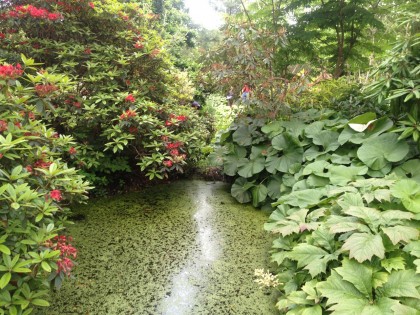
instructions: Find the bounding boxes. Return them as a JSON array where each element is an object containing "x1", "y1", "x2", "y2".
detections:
[{"x1": 42, "y1": 180, "x2": 278, "y2": 315}]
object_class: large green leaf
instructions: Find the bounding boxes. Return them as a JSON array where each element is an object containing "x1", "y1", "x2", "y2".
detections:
[
  {"x1": 357, "y1": 133, "x2": 409, "y2": 170},
  {"x1": 288, "y1": 244, "x2": 337, "y2": 277},
  {"x1": 392, "y1": 159, "x2": 420, "y2": 183},
  {"x1": 304, "y1": 121, "x2": 326, "y2": 139},
  {"x1": 302, "y1": 160, "x2": 330, "y2": 177},
  {"x1": 237, "y1": 157, "x2": 265, "y2": 178},
  {"x1": 223, "y1": 145, "x2": 247, "y2": 176},
  {"x1": 335, "y1": 258, "x2": 373, "y2": 298},
  {"x1": 378, "y1": 270, "x2": 420, "y2": 299},
  {"x1": 273, "y1": 188, "x2": 325, "y2": 208},
  {"x1": 328, "y1": 165, "x2": 368, "y2": 186},
  {"x1": 265, "y1": 150, "x2": 304, "y2": 174},
  {"x1": 251, "y1": 184, "x2": 268, "y2": 207},
  {"x1": 232, "y1": 125, "x2": 252, "y2": 146},
  {"x1": 261, "y1": 121, "x2": 284, "y2": 137},
  {"x1": 382, "y1": 225, "x2": 419, "y2": 245},
  {"x1": 390, "y1": 179, "x2": 420, "y2": 213},
  {"x1": 342, "y1": 233, "x2": 385, "y2": 262},
  {"x1": 231, "y1": 177, "x2": 253, "y2": 203},
  {"x1": 317, "y1": 270, "x2": 367, "y2": 313},
  {"x1": 312, "y1": 130, "x2": 340, "y2": 152},
  {"x1": 267, "y1": 175, "x2": 282, "y2": 199},
  {"x1": 280, "y1": 120, "x2": 306, "y2": 139}
]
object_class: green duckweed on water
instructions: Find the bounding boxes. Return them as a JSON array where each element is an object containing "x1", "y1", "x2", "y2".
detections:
[{"x1": 41, "y1": 180, "x2": 279, "y2": 315}]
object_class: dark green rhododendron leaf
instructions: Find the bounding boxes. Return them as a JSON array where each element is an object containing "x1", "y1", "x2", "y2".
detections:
[
  {"x1": 261, "y1": 121, "x2": 284, "y2": 137},
  {"x1": 390, "y1": 179, "x2": 420, "y2": 213},
  {"x1": 267, "y1": 175, "x2": 282, "y2": 199},
  {"x1": 312, "y1": 130, "x2": 340, "y2": 152},
  {"x1": 223, "y1": 145, "x2": 247, "y2": 176},
  {"x1": 251, "y1": 184, "x2": 268, "y2": 207},
  {"x1": 357, "y1": 133, "x2": 409, "y2": 170},
  {"x1": 232, "y1": 125, "x2": 252, "y2": 146},
  {"x1": 231, "y1": 177, "x2": 253, "y2": 203},
  {"x1": 237, "y1": 157, "x2": 265, "y2": 178}
]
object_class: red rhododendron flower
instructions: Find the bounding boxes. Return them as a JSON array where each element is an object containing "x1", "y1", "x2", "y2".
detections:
[
  {"x1": 119, "y1": 109, "x2": 137, "y2": 120},
  {"x1": 69, "y1": 147, "x2": 77, "y2": 155},
  {"x1": 53, "y1": 235, "x2": 77, "y2": 277},
  {"x1": 125, "y1": 94, "x2": 136, "y2": 103},
  {"x1": 165, "y1": 120, "x2": 172, "y2": 126},
  {"x1": 26, "y1": 165, "x2": 33, "y2": 173},
  {"x1": 73, "y1": 102, "x2": 81, "y2": 108},
  {"x1": 0, "y1": 154, "x2": 3, "y2": 159},
  {"x1": 0, "y1": 63, "x2": 23, "y2": 79},
  {"x1": 50, "y1": 189, "x2": 62, "y2": 201},
  {"x1": 84, "y1": 48, "x2": 91, "y2": 54},
  {"x1": 14, "y1": 122, "x2": 21, "y2": 129},
  {"x1": 88, "y1": 2, "x2": 95, "y2": 9},
  {"x1": 0, "y1": 33, "x2": 5, "y2": 39},
  {"x1": 176, "y1": 115, "x2": 187, "y2": 122},
  {"x1": 170, "y1": 149, "x2": 179, "y2": 156},
  {"x1": 163, "y1": 160, "x2": 173, "y2": 167}
]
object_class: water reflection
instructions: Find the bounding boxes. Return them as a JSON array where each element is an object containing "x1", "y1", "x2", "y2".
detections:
[{"x1": 160, "y1": 185, "x2": 221, "y2": 314}]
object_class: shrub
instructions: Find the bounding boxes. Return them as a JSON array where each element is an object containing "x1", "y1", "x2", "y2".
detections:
[{"x1": 0, "y1": 58, "x2": 90, "y2": 314}]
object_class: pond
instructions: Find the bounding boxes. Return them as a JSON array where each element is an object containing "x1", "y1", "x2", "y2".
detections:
[{"x1": 42, "y1": 180, "x2": 278, "y2": 315}]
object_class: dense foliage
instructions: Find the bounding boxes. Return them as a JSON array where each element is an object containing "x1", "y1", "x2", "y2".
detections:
[
  {"x1": 0, "y1": 58, "x2": 90, "y2": 314},
  {"x1": 212, "y1": 109, "x2": 420, "y2": 314},
  {"x1": 0, "y1": 0, "x2": 214, "y2": 188}
]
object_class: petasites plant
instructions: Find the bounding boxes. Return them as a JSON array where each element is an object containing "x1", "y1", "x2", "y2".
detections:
[
  {"x1": 212, "y1": 109, "x2": 420, "y2": 314},
  {"x1": 0, "y1": 58, "x2": 90, "y2": 314}
]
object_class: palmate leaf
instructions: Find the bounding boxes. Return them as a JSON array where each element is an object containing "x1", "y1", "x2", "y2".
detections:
[
  {"x1": 335, "y1": 258, "x2": 373, "y2": 298},
  {"x1": 318, "y1": 271, "x2": 399, "y2": 315},
  {"x1": 381, "y1": 257, "x2": 406, "y2": 273},
  {"x1": 342, "y1": 233, "x2": 385, "y2": 262},
  {"x1": 378, "y1": 270, "x2": 420, "y2": 299},
  {"x1": 391, "y1": 303, "x2": 420, "y2": 315},
  {"x1": 392, "y1": 159, "x2": 420, "y2": 183},
  {"x1": 382, "y1": 225, "x2": 419, "y2": 245},
  {"x1": 267, "y1": 175, "x2": 282, "y2": 199}
]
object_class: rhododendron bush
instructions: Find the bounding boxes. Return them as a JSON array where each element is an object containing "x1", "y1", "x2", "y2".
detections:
[
  {"x1": 0, "y1": 59, "x2": 90, "y2": 314},
  {"x1": 0, "y1": 0, "x2": 213, "y2": 187}
]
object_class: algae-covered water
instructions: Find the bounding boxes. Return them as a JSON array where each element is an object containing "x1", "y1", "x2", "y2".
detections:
[{"x1": 42, "y1": 180, "x2": 278, "y2": 315}]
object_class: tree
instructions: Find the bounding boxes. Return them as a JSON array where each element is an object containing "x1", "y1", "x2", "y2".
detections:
[{"x1": 286, "y1": 0, "x2": 384, "y2": 78}]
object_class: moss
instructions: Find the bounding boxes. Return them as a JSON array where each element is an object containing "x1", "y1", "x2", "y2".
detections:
[{"x1": 41, "y1": 180, "x2": 279, "y2": 314}]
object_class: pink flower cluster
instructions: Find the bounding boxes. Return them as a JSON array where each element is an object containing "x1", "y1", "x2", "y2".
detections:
[
  {"x1": 0, "y1": 64, "x2": 23, "y2": 79},
  {"x1": 3, "y1": 5, "x2": 62, "y2": 20},
  {"x1": 54, "y1": 235, "x2": 77, "y2": 277}
]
